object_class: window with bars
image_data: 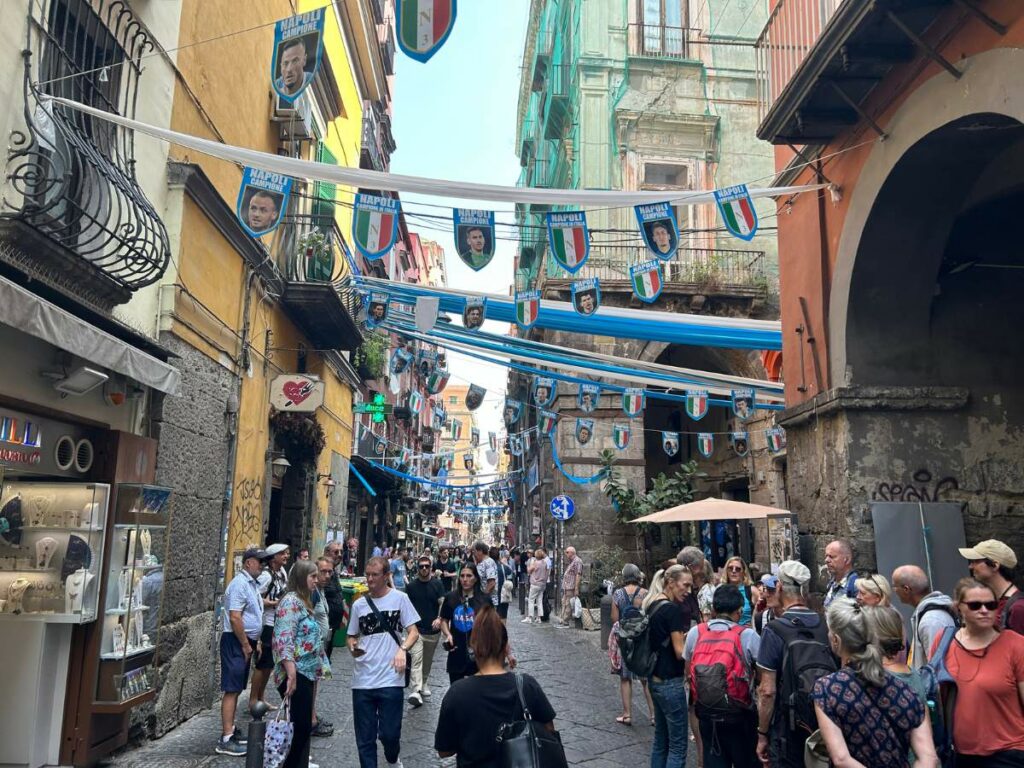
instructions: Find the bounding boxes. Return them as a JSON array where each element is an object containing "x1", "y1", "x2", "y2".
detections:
[{"x1": 641, "y1": 0, "x2": 687, "y2": 56}]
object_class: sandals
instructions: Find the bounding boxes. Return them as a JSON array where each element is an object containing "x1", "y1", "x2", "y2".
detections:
[{"x1": 615, "y1": 715, "x2": 632, "y2": 726}]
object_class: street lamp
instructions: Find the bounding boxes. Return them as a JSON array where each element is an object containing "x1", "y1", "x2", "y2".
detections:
[{"x1": 271, "y1": 456, "x2": 291, "y2": 480}]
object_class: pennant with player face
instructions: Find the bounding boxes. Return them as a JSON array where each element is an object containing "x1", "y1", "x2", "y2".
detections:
[
  {"x1": 538, "y1": 409, "x2": 559, "y2": 435},
  {"x1": 523, "y1": 431, "x2": 532, "y2": 455},
  {"x1": 576, "y1": 418, "x2": 594, "y2": 445},
  {"x1": 389, "y1": 347, "x2": 413, "y2": 376},
  {"x1": 503, "y1": 398, "x2": 523, "y2": 426},
  {"x1": 714, "y1": 184, "x2": 759, "y2": 242},
  {"x1": 353, "y1": 193, "x2": 400, "y2": 260},
  {"x1": 571, "y1": 278, "x2": 600, "y2": 316},
  {"x1": 685, "y1": 389, "x2": 709, "y2": 421},
  {"x1": 635, "y1": 202, "x2": 679, "y2": 261},
  {"x1": 462, "y1": 296, "x2": 486, "y2": 331},
  {"x1": 629, "y1": 259, "x2": 663, "y2": 304},
  {"x1": 533, "y1": 377, "x2": 556, "y2": 408},
  {"x1": 730, "y1": 431, "x2": 750, "y2": 457},
  {"x1": 237, "y1": 167, "x2": 291, "y2": 238},
  {"x1": 546, "y1": 211, "x2": 590, "y2": 274},
  {"x1": 612, "y1": 423, "x2": 631, "y2": 451},
  {"x1": 366, "y1": 292, "x2": 389, "y2": 328},
  {"x1": 622, "y1": 388, "x2": 645, "y2": 418},
  {"x1": 432, "y1": 403, "x2": 446, "y2": 430},
  {"x1": 453, "y1": 208, "x2": 494, "y2": 271},
  {"x1": 662, "y1": 431, "x2": 680, "y2": 457},
  {"x1": 515, "y1": 289, "x2": 540, "y2": 330},
  {"x1": 425, "y1": 365, "x2": 450, "y2": 395},
  {"x1": 698, "y1": 432, "x2": 714, "y2": 458},
  {"x1": 463, "y1": 452, "x2": 475, "y2": 471},
  {"x1": 578, "y1": 383, "x2": 600, "y2": 414},
  {"x1": 509, "y1": 435, "x2": 523, "y2": 456},
  {"x1": 396, "y1": 0, "x2": 456, "y2": 63},
  {"x1": 731, "y1": 388, "x2": 755, "y2": 422},
  {"x1": 465, "y1": 384, "x2": 485, "y2": 411},
  {"x1": 373, "y1": 435, "x2": 386, "y2": 457},
  {"x1": 488, "y1": 431, "x2": 498, "y2": 452},
  {"x1": 271, "y1": 8, "x2": 325, "y2": 104},
  {"x1": 470, "y1": 427, "x2": 480, "y2": 447},
  {"x1": 408, "y1": 389, "x2": 424, "y2": 414},
  {"x1": 766, "y1": 427, "x2": 786, "y2": 453}
]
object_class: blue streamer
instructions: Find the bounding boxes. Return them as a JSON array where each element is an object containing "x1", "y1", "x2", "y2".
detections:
[
  {"x1": 350, "y1": 462, "x2": 377, "y2": 497},
  {"x1": 549, "y1": 436, "x2": 607, "y2": 485},
  {"x1": 369, "y1": 461, "x2": 508, "y2": 490}
]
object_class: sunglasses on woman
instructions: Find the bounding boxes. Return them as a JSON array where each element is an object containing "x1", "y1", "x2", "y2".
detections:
[
  {"x1": 727, "y1": 565, "x2": 743, "y2": 572},
  {"x1": 961, "y1": 600, "x2": 998, "y2": 611}
]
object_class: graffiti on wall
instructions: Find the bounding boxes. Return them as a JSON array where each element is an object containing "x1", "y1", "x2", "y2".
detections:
[
  {"x1": 231, "y1": 476, "x2": 265, "y2": 547},
  {"x1": 871, "y1": 469, "x2": 959, "y2": 503}
]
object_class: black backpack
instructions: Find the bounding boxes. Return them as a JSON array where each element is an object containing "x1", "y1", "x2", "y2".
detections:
[
  {"x1": 771, "y1": 614, "x2": 837, "y2": 742},
  {"x1": 618, "y1": 600, "x2": 670, "y2": 678}
]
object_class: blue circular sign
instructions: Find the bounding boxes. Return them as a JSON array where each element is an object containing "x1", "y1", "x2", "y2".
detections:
[{"x1": 550, "y1": 494, "x2": 575, "y2": 521}]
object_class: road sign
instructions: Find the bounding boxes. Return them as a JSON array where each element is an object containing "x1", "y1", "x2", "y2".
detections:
[
  {"x1": 353, "y1": 392, "x2": 393, "y2": 423},
  {"x1": 550, "y1": 494, "x2": 575, "y2": 521}
]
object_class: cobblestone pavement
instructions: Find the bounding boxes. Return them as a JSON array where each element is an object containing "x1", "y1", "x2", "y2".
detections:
[{"x1": 105, "y1": 600, "x2": 699, "y2": 768}]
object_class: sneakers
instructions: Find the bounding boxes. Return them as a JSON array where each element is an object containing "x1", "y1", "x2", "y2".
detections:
[
  {"x1": 421, "y1": 686, "x2": 431, "y2": 699},
  {"x1": 311, "y1": 721, "x2": 334, "y2": 737},
  {"x1": 232, "y1": 727, "x2": 247, "y2": 745},
  {"x1": 215, "y1": 734, "x2": 246, "y2": 756},
  {"x1": 408, "y1": 691, "x2": 423, "y2": 707},
  {"x1": 556, "y1": 621, "x2": 571, "y2": 628},
  {"x1": 309, "y1": 762, "x2": 320, "y2": 768},
  {"x1": 521, "y1": 617, "x2": 534, "y2": 623},
  {"x1": 386, "y1": 760, "x2": 404, "y2": 767}
]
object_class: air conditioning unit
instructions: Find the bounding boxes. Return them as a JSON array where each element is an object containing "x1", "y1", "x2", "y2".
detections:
[{"x1": 272, "y1": 91, "x2": 314, "y2": 140}]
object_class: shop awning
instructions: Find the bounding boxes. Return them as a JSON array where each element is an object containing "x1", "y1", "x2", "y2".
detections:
[
  {"x1": 0, "y1": 275, "x2": 180, "y2": 395},
  {"x1": 405, "y1": 528, "x2": 437, "y2": 540}
]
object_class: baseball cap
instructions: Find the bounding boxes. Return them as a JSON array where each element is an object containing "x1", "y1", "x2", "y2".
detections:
[
  {"x1": 265, "y1": 543, "x2": 289, "y2": 557},
  {"x1": 959, "y1": 539, "x2": 1017, "y2": 569},
  {"x1": 242, "y1": 547, "x2": 266, "y2": 562},
  {"x1": 777, "y1": 560, "x2": 811, "y2": 586},
  {"x1": 760, "y1": 574, "x2": 779, "y2": 589}
]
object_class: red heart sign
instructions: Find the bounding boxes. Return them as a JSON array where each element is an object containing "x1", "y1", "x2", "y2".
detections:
[{"x1": 282, "y1": 380, "x2": 312, "y2": 406}]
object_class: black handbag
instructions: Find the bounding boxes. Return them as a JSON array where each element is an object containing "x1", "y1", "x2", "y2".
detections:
[
  {"x1": 496, "y1": 673, "x2": 568, "y2": 768},
  {"x1": 364, "y1": 595, "x2": 411, "y2": 688}
]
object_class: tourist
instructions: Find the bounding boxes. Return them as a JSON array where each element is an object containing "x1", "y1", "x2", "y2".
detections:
[
  {"x1": 642, "y1": 564, "x2": 693, "y2": 768},
  {"x1": 389, "y1": 549, "x2": 407, "y2": 591},
  {"x1": 471, "y1": 540, "x2": 499, "y2": 608},
  {"x1": 490, "y1": 545, "x2": 514, "y2": 621},
  {"x1": 609, "y1": 564, "x2": 655, "y2": 726},
  {"x1": 440, "y1": 562, "x2": 491, "y2": 684},
  {"x1": 272, "y1": 560, "x2": 331, "y2": 768},
  {"x1": 677, "y1": 545, "x2": 714, "y2": 622},
  {"x1": 811, "y1": 599, "x2": 935, "y2": 767},
  {"x1": 433, "y1": 546, "x2": 457, "y2": 592},
  {"x1": 892, "y1": 564, "x2": 957, "y2": 668},
  {"x1": 251, "y1": 543, "x2": 289, "y2": 709},
  {"x1": 721, "y1": 555, "x2": 755, "y2": 626},
  {"x1": 346, "y1": 556, "x2": 420, "y2": 768},
  {"x1": 933, "y1": 578, "x2": 1024, "y2": 766},
  {"x1": 320, "y1": 548, "x2": 345, "y2": 660},
  {"x1": 435, "y1": 604, "x2": 556, "y2": 764},
  {"x1": 524, "y1": 548, "x2": 548, "y2": 623},
  {"x1": 342, "y1": 537, "x2": 359, "y2": 575},
  {"x1": 960, "y1": 539, "x2": 1024, "y2": 634},
  {"x1": 753, "y1": 574, "x2": 780, "y2": 635},
  {"x1": 823, "y1": 539, "x2": 859, "y2": 608},
  {"x1": 854, "y1": 573, "x2": 892, "y2": 606},
  {"x1": 405, "y1": 555, "x2": 445, "y2": 707},
  {"x1": 310, "y1": 558, "x2": 335, "y2": 738},
  {"x1": 558, "y1": 546, "x2": 583, "y2": 627},
  {"x1": 868, "y1": 605, "x2": 929, "y2": 711}
]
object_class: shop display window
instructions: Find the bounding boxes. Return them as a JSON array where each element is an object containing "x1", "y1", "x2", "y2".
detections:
[{"x1": 0, "y1": 481, "x2": 109, "y2": 622}]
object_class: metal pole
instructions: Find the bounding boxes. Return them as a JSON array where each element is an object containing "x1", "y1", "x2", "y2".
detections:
[{"x1": 245, "y1": 701, "x2": 270, "y2": 768}]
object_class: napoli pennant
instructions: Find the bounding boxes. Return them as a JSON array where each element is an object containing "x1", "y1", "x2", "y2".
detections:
[
  {"x1": 465, "y1": 384, "x2": 485, "y2": 411},
  {"x1": 662, "y1": 431, "x2": 680, "y2": 457},
  {"x1": 698, "y1": 433, "x2": 714, "y2": 458},
  {"x1": 503, "y1": 398, "x2": 523, "y2": 426},
  {"x1": 453, "y1": 208, "x2": 494, "y2": 271},
  {"x1": 533, "y1": 377, "x2": 556, "y2": 407},
  {"x1": 271, "y1": 9, "x2": 325, "y2": 104},
  {"x1": 366, "y1": 293, "x2": 389, "y2": 328},
  {"x1": 488, "y1": 431, "x2": 498, "y2": 452},
  {"x1": 685, "y1": 389, "x2": 709, "y2": 421},
  {"x1": 515, "y1": 290, "x2": 540, "y2": 329},
  {"x1": 470, "y1": 427, "x2": 480, "y2": 447},
  {"x1": 538, "y1": 410, "x2": 559, "y2": 435},
  {"x1": 509, "y1": 435, "x2": 523, "y2": 456},
  {"x1": 353, "y1": 193, "x2": 400, "y2": 260},
  {"x1": 373, "y1": 436, "x2": 386, "y2": 456},
  {"x1": 630, "y1": 259, "x2": 663, "y2": 303},
  {"x1": 571, "y1": 278, "x2": 600, "y2": 316},
  {"x1": 237, "y1": 168, "x2": 291, "y2": 238},
  {"x1": 767, "y1": 427, "x2": 786, "y2": 453},
  {"x1": 622, "y1": 388, "x2": 645, "y2": 418},
  {"x1": 389, "y1": 348, "x2": 413, "y2": 376},
  {"x1": 449, "y1": 419, "x2": 462, "y2": 441},
  {"x1": 731, "y1": 388, "x2": 755, "y2": 421},
  {"x1": 400, "y1": 447, "x2": 411, "y2": 467},
  {"x1": 397, "y1": 0, "x2": 456, "y2": 63},
  {"x1": 578, "y1": 383, "x2": 600, "y2": 413},
  {"x1": 462, "y1": 452, "x2": 475, "y2": 471},
  {"x1": 462, "y1": 296, "x2": 486, "y2": 330},
  {"x1": 714, "y1": 184, "x2": 758, "y2": 242},
  {"x1": 425, "y1": 366, "x2": 450, "y2": 394},
  {"x1": 432, "y1": 403, "x2": 446, "y2": 430},
  {"x1": 408, "y1": 390, "x2": 424, "y2": 414},
  {"x1": 730, "y1": 431, "x2": 750, "y2": 457},
  {"x1": 576, "y1": 418, "x2": 594, "y2": 445},
  {"x1": 546, "y1": 211, "x2": 590, "y2": 274},
  {"x1": 612, "y1": 424, "x2": 631, "y2": 451},
  {"x1": 635, "y1": 202, "x2": 679, "y2": 260}
]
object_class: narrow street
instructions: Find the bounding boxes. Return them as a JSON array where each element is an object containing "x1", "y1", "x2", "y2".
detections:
[{"x1": 105, "y1": 601, "x2": 698, "y2": 768}]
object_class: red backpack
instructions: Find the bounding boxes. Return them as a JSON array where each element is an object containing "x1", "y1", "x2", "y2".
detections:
[{"x1": 688, "y1": 623, "x2": 754, "y2": 718}]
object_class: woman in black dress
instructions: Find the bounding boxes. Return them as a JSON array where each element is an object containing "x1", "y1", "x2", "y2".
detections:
[{"x1": 439, "y1": 562, "x2": 491, "y2": 683}]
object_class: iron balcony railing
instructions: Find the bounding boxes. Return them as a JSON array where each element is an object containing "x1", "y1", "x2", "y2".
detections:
[
  {"x1": 361, "y1": 108, "x2": 385, "y2": 171},
  {"x1": 755, "y1": 0, "x2": 845, "y2": 122},
  {"x1": 271, "y1": 214, "x2": 348, "y2": 284},
  {"x1": 627, "y1": 23, "x2": 701, "y2": 60}
]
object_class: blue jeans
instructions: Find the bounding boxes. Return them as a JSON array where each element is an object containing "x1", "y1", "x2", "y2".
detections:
[
  {"x1": 650, "y1": 677, "x2": 688, "y2": 768},
  {"x1": 352, "y1": 686, "x2": 404, "y2": 767}
]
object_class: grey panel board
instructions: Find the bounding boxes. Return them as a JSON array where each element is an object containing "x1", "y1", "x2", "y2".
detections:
[{"x1": 870, "y1": 502, "x2": 968, "y2": 627}]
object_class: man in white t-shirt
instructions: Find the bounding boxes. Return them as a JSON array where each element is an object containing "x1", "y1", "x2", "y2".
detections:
[
  {"x1": 347, "y1": 556, "x2": 420, "y2": 768},
  {"x1": 472, "y1": 540, "x2": 499, "y2": 607}
]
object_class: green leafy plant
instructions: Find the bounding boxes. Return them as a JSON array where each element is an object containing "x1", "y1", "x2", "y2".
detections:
[
  {"x1": 353, "y1": 333, "x2": 388, "y2": 380},
  {"x1": 295, "y1": 229, "x2": 332, "y2": 282},
  {"x1": 270, "y1": 410, "x2": 326, "y2": 467}
]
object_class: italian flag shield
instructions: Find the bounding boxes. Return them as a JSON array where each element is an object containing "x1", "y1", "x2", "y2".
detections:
[
  {"x1": 515, "y1": 290, "x2": 540, "y2": 329},
  {"x1": 353, "y1": 193, "x2": 399, "y2": 259},
  {"x1": 397, "y1": 0, "x2": 456, "y2": 63},
  {"x1": 685, "y1": 389, "x2": 709, "y2": 421},
  {"x1": 613, "y1": 424, "x2": 630, "y2": 450},
  {"x1": 630, "y1": 259, "x2": 663, "y2": 303},
  {"x1": 622, "y1": 388, "x2": 645, "y2": 417},
  {"x1": 546, "y1": 212, "x2": 590, "y2": 274},
  {"x1": 714, "y1": 184, "x2": 758, "y2": 242},
  {"x1": 539, "y1": 410, "x2": 559, "y2": 435},
  {"x1": 698, "y1": 433, "x2": 714, "y2": 458}
]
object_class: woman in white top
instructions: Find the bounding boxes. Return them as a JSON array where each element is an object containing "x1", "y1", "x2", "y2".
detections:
[{"x1": 523, "y1": 548, "x2": 549, "y2": 624}]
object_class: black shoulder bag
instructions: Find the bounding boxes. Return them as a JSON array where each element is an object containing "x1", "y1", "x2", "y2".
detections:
[
  {"x1": 496, "y1": 673, "x2": 568, "y2": 768},
  {"x1": 364, "y1": 595, "x2": 411, "y2": 688}
]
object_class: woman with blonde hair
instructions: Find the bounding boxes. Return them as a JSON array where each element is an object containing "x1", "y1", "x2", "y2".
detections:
[
  {"x1": 811, "y1": 599, "x2": 936, "y2": 767},
  {"x1": 719, "y1": 555, "x2": 754, "y2": 626},
  {"x1": 855, "y1": 573, "x2": 892, "y2": 606}
]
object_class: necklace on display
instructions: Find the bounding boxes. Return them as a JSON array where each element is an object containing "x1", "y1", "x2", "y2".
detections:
[{"x1": 8, "y1": 577, "x2": 30, "y2": 614}]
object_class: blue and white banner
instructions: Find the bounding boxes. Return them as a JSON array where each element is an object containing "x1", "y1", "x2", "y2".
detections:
[
  {"x1": 576, "y1": 418, "x2": 594, "y2": 445},
  {"x1": 731, "y1": 388, "x2": 755, "y2": 421},
  {"x1": 453, "y1": 209, "x2": 495, "y2": 271},
  {"x1": 366, "y1": 292, "x2": 389, "y2": 328},
  {"x1": 237, "y1": 167, "x2": 291, "y2": 238},
  {"x1": 634, "y1": 202, "x2": 679, "y2": 261},
  {"x1": 730, "y1": 431, "x2": 750, "y2": 457},
  {"x1": 389, "y1": 347, "x2": 413, "y2": 375},
  {"x1": 533, "y1": 377, "x2": 556, "y2": 407},
  {"x1": 503, "y1": 398, "x2": 523, "y2": 426},
  {"x1": 577, "y1": 383, "x2": 600, "y2": 414},
  {"x1": 462, "y1": 296, "x2": 486, "y2": 330},
  {"x1": 465, "y1": 384, "x2": 485, "y2": 411},
  {"x1": 662, "y1": 431, "x2": 680, "y2": 457},
  {"x1": 571, "y1": 278, "x2": 600, "y2": 316},
  {"x1": 353, "y1": 193, "x2": 400, "y2": 261},
  {"x1": 271, "y1": 9, "x2": 325, "y2": 104}
]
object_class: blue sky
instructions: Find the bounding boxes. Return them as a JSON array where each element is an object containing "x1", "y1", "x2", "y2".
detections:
[{"x1": 391, "y1": 4, "x2": 530, "y2": 457}]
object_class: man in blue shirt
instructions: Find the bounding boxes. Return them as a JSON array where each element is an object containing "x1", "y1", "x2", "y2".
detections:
[
  {"x1": 390, "y1": 552, "x2": 408, "y2": 591},
  {"x1": 217, "y1": 548, "x2": 265, "y2": 756}
]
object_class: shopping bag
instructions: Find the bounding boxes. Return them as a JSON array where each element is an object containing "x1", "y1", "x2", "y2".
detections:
[{"x1": 264, "y1": 699, "x2": 294, "y2": 768}]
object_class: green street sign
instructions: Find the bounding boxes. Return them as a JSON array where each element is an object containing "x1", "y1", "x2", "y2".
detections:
[{"x1": 354, "y1": 392, "x2": 393, "y2": 423}]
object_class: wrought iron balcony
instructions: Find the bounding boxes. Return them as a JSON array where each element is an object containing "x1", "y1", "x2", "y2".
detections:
[
  {"x1": 627, "y1": 23, "x2": 701, "y2": 60},
  {"x1": 1, "y1": 0, "x2": 171, "y2": 310}
]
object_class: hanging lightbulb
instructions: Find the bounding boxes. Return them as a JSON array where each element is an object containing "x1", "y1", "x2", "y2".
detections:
[{"x1": 98, "y1": 67, "x2": 110, "y2": 83}]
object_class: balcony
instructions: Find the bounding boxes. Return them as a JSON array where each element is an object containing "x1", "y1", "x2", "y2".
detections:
[
  {"x1": 0, "y1": 0, "x2": 170, "y2": 311},
  {"x1": 541, "y1": 64, "x2": 572, "y2": 140},
  {"x1": 360, "y1": 109, "x2": 385, "y2": 172},
  {"x1": 627, "y1": 23, "x2": 700, "y2": 60},
  {"x1": 381, "y1": 26, "x2": 396, "y2": 76}
]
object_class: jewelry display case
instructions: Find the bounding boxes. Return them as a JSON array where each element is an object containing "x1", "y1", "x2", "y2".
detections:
[
  {"x1": 95, "y1": 483, "x2": 170, "y2": 707},
  {"x1": 0, "y1": 481, "x2": 109, "y2": 622}
]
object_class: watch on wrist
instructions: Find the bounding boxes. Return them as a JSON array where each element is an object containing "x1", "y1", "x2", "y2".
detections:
[{"x1": 758, "y1": 730, "x2": 769, "y2": 737}]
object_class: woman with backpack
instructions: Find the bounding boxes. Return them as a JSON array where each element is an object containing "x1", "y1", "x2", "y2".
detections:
[
  {"x1": 609, "y1": 564, "x2": 656, "y2": 726},
  {"x1": 931, "y1": 578, "x2": 1024, "y2": 767},
  {"x1": 642, "y1": 564, "x2": 694, "y2": 768},
  {"x1": 811, "y1": 598, "x2": 937, "y2": 768}
]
